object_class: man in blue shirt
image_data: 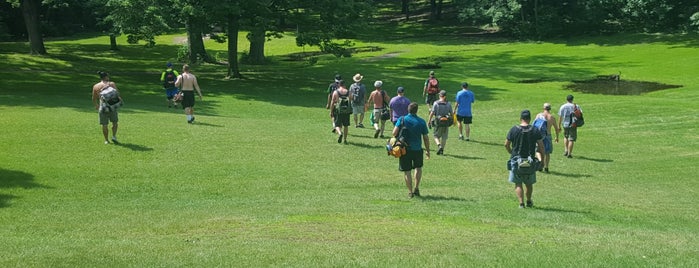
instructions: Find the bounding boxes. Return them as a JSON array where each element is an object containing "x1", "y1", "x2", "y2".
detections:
[
  {"x1": 393, "y1": 102, "x2": 430, "y2": 198},
  {"x1": 454, "y1": 82, "x2": 475, "y2": 141}
]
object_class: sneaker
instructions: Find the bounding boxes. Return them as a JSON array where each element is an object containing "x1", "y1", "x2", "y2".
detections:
[
  {"x1": 104, "y1": 140, "x2": 109, "y2": 144},
  {"x1": 437, "y1": 148, "x2": 444, "y2": 155},
  {"x1": 564, "y1": 151, "x2": 569, "y2": 157},
  {"x1": 332, "y1": 128, "x2": 336, "y2": 133},
  {"x1": 111, "y1": 137, "x2": 119, "y2": 144},
  {"x1": 188, "y1": 119, "x2": 193, "y2": 124},
  {"x1": 413, "y1": 188, "x2": 420, "y2": 197},
  {"x1": 465, "y1": 137, "x2": 470, "y2": 141},
  {"x1": 337, "y1": 134, "x2": 343, "y2": 144},
  {"x1": 191, "y1": 116, "x2": 195, "y2": 123},
  {"x1": 374, "y1": 129, "x2": 380, "y2": 138},
  {"x1": 526, "y1": 200, "x2": 534, "y2": 208},
  {"x1": 544, "y1": 168, "x2": 549, "y2": 173},
  {"x1": 408, "y1": 192, "x2": 414, "y2": 198},
  {"x1": 379, "y1": 135, "x2": 385, "y2": 139},
  {"x1": 344, "y1": 140, "x2": 348, "y2": 145},
  {"x1": 567, "y1": 154, "x2": 573, "y2": 159},
  {"x1": 519, "y1": 203, "x2": 525, "y2": 209},
  {"x1": 358, "y1": 123, "x2": 364, "y2": 128},
  {"x1": 458, "y1": 135, "x2": 464, "y2": 140}
]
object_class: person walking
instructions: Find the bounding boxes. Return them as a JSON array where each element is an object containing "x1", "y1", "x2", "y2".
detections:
[
  {"x1": 160, "y1": 62, "x2": 180, "y2": 108},
  {"x1": 330, "y1": 80, "x2": 352, "y2": 144},
  {"x1": 174, "y1": 64, "x2": 203, "y2": 124},
  {"x1": 392, "y1": 102, "x2": 430, "y2": 198},
  {"x1": 366, "y1": 80, "x2": 391, "y2": 138},
  {"x1": 454, "y1": 82, "x2": 475, "y2": 141},
  {"x1": 349, "y1": 73, "x2": 367, "y2": 128},
  {"x1": 92, "y1": 71, "x2": 123, "y2": 144},
  {"x1": 558, "y1": 95, "x2": 581, "y2": 158},
  {"x1": 505, "y1": 110, "x2": 545, "y2": 208},
  {"x1": 326, "y1": 74, "x2": 342, "y2": 132},
  {"x1": 428, "y1": 90, "x2": 453, "y2": 155},
  {"x1": 389, "y1": 86, "x2": 411, "y2": 125},
  {"x1": 534, "y1": 103, "x2": 561, "y2": 173},
  {"x1": 422, "y1": 70, "x2": 440, "y2": 114}
]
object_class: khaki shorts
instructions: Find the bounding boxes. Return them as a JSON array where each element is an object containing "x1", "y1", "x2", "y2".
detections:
[{"x1": 99, "y1": 110, "x2": 118, "y2": 125}]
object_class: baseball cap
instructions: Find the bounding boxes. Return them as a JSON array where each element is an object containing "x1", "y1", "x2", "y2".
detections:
[
  {"x1": 334, "y1": 74, "x2": 342, "y2": 82},
  {"x1": 462, "y1": 82, "x2": 469, "y2": 88},
  {"x1": 567, "y1": 94, "x2": 574, "y2": 101},
  {"x1": 439, "y1": 90, "x2": 447, "y2": 96},
  {"x1": 521, "y1": 110, "x2": 531, "y2": 120},
  {"x1": 166, "y1": 62, "x2": 172, "y2": 67},
  {"x1": 543, "y1": 103, "x2": 551, "y2": 110},
  {"x1": 374, "y1": 80, "x2": 383, "y2": 88},
  {"x1": 429, "y1": 71, "x2": 435, "y2": 76},
  {"x1": 397, "y1": 86, "x2": 405, "y2": 93}
]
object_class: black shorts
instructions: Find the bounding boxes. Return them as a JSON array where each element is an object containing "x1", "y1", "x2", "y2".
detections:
[
  {"x1": 425, "y1": 93, "x2": 438, "y2": 105},
  {"x1": 399, "y1": 149, "x2": 424, "y2": 171},
  {"x1": 181, "y1": 90, "x2": 195, "y2": 108},
  {"x1": 457, "y1": 115, "x2": 473, "y2": 124},
  {"x1": 334, "y1": 111, "x2": 351, "y2": 127}
]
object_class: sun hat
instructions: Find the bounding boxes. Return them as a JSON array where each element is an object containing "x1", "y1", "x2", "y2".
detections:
[
  {"x1": 544, "y1": 103, "x2": 551, "y2": 110},
  {"x1": 353, "y1": 73, "x2": 363, "y2": 82},
  {"x1": 374, "y1": 80, "x2": 383, "y2": 88}
]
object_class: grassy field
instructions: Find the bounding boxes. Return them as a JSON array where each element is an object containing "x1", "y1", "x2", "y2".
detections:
[{"x1": 1, "y1": 27, "x2": 698, "y2": 267}]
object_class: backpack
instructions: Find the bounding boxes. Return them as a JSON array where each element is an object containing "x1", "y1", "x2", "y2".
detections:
[
  {"x1": 100, "y1": 86, "x2": 120, "y2": 105},
  {"x1": 433, "y1": 102, "x2": 453, "y2": 127},
  {"x1": 387, "y1": 116, "x2": 409, "y2": 157},
  {"x1": 350, "y1": 83, "x2": 363, "y2": 105},
  {"x1": 511, "y1": 125, "x2": 540, "y2": 176},
  {"x1": 571, "y1": 104, "x2": 584, "y2": 127},
  {"x1": 335, "y1": 91, "x2": 352, "y2": 114},
  {"x1": 427, "y1": 78, "x2": 439, "y2": 94},
  {"x1": 163, "y1": 70, "x2": 177, "y2": 89},
  {"x1": 532, "y1": 115, "x2": 548, "y2": 136}
]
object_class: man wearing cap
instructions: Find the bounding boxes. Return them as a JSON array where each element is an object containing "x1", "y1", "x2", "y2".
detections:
[
  {"x1": 422, "y1": 71, "x2": 440, "y2": 114},
  {"x1": 428, "y1": 90, "x2": 453, "y2": 155},
  {"x1": 389, "y1": 86, "x2": 411, "y2": 125},
  {"x1": 454, "y1": 82, "x2": 475, "y2": 141},
  {"x1": 330, "y1": 80, "x2": 352, "y2": 144},
  {"x1": 160, "y1": 62, "x2": 180, "y2": 108},
  {"x1": 349, "y1": 73, "x2": 367, "y2": 128},
  {"x1": 505, "y1": 110, "x2": 545, "y2": 208},
  {"x1": 366, "y1": 80, "x2": 391, "y2": 138},
  {"x1": 534, "y1": 103, "x2": 561, "y2": 173},
  {"x1": 558, "y1": 95, "x2": 581, "y2": 158}
]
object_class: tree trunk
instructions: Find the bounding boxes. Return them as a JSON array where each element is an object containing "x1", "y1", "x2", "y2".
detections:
[
  {"x1": 429, "y1": 0, "x2": 437, "y2": 20},
  {"x1": 402, "y1": 0, "x2": 410, "y2": 20},
  {"x1": 21, "y1": 0, "x2": 47, "y2": 55},
  {"x1": 247, "y1": 28, "x2": 266, "y2": 65},
  {"x1": 109, "y1": 34, "x2": 119, "y2": 51},
  {"x1": 227, "y1": 14, "x2": 242, "y2": 78},
  {"x1": 186, "y1": 18, "x2": 211, "y2": 64}
]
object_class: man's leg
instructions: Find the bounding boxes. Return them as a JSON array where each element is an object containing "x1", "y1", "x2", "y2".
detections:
[
  {"x1": 343, "y1": 125, "x2": 348, "y2": 143},
  {"x1": 414, "y1": 167, "x2": 422, "y2": 192},
  {"x1": 404, "y1": 171, "x2": 413, "y2": 196},
  {"x1": 102, "y1": 125, "x2": 109, "y2": 142},
  {"x1": 525, "y1": 183, "x2": 534, "y2": 207},
  {"x1": 465, "y1": 123, "x2": 471, "y2": 140},
  {"x1": 515, "y1": 182, "x2": 524, "y2": 206},
  {"x1": 111, "y1": 123, "x2": 118, "y2": 138}
]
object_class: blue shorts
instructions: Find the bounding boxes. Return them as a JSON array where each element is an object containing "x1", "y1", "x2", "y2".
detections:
[
  {"x1": 166, "y1": 88, "x2": 179, "y2": 99},
  {"x1": 542, "y1": 135, "x2": 553, "y2": 154}
]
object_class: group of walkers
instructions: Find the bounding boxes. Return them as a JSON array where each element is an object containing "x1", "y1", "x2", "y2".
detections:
[
  {"x1": 325, "y1": 71, "x2": 584, "y2": 207},
  {"x1": 92, "y1": 63, "x2": 203, "y2": 144}
]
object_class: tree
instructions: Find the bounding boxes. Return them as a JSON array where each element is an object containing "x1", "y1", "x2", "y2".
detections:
[
  {"x1": 9, "y1": 0, "x2": 47, "y2": 54},
  {"x1": 105, "y1": 0, "x2": 170, "y2": 48}
]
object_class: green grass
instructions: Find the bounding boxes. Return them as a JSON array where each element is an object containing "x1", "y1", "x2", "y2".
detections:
[{"x1": 1, "y1": 30, "x2": 698, "y2": 267}]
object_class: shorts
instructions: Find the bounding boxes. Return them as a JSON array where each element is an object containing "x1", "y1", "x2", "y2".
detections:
[
  {"x1": 334, "y1": 112, "x2": 351, "y2": 127},
  {"x1": 352, "y1": 104, "x2": 364, "y2": 115},
  {"x1": 564, "y1": 127, "x2": 577, "y2": 141},
  {"x1": 399, "y1": 150, "x2": 424, "y2": 171},
  {"x1": 181, "y1": 90, "x2": 195, "y2": 108},
  {"x1": 433, "y1": 125, "x2": 449, "y2": 139},
  {"x1": 425, "y1": 93, "x2": 437, "y2": 105},
  {"x1": 457, "y1": 115, "x2": 473, "y2": 124},
  {"x1": 99, "y1": 110, "x2": 118, "y2": 125},
  {"x1": 373, "y1": 108, "x2": 387, "y2": 122},
  {"x1": 508, "y1": 159, "x2": 537, "y2": 185},
  {"x1": 540, "y1": 135, "x2": 553, "y2": 154},
  {"x1": 166, "y1": 88, "x2": 179, "y2": 99}
]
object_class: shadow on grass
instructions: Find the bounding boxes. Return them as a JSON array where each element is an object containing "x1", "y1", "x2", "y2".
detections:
[
  {"x1": 547, "y1": 170, "x2": 593, "y2": 179},
  {"x1": 531, "y1": 205, "x2": 591, "y2": 214},
  {"x1": 466, "y1": 139, "x2": 502, "y2": 147},
  {"x1": 113, "y1": 142, "x2": 154, "y2": 152},
  {"x1": 417, "y1": 195, "x2": 471, "y2": 202},
  {"x1": 575, "y1": 155, "x2": 613, "y2": 163},
  {"x1": 0, "y1": 168, "x2": 49, "y2": 208},
  {"x1": 345, "y1": 141, "x2": 384, "y2": 150},
  {"x1": 189, "y1": 121, "x2": 224, "y2": 128},
  {"x1": 0, "y1": 194, "x2": 15, "y2": 208},
  {"x1": 441, "y1": 153, "x2": 485, "y2": 160}
]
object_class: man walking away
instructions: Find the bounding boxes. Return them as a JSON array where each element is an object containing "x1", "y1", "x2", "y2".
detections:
[
  {"x1": 350, "y1": 73, "x2": 367, "y2": 128},
  {"x1": 505, "y1": 110, "x2": 545, "y2": 208},
  {"x1": 454, "y1": 82, "x2": 475, "y2": 141},
  {"x1": 326, "y1": 74, "x2": 342, "y2": 132},
  {"x1": 558, "y1": 95, "x2": 581, "y2": 158},
  {"x1": 389, "y1": 86, "x2": 411, "y2": 125},
  {"x1": 393, "y1": 102, "x2": 430, "y2": 198},
  {"x1": 367, "y1": 80, "x2": 391, "y2": 138},
  {"x1": 534, "y1": 103, "x2": 561, "y2": 173},
  {"x1": 160, "y1": 62, "x2": 180, "y2": 108},
  {"x1": 330, "y1": 80, "x2": 352, "y2": 144},
  {"x1": 428, "y1": 90, "x2": 453, "y2": 155}
]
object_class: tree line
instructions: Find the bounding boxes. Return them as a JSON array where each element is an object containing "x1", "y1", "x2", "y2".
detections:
[{"x1": 2, "y1": 1, "x2": 698, "y2": 77}]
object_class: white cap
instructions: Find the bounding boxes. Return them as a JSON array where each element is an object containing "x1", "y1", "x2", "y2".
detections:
[{"x1": 374, "y1": 80, "x2": 383, "y2": 88}]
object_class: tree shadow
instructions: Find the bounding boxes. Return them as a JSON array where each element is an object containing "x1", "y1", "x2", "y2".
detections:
[
  {"x1": 0, "y1": 169, "x2": 46, "y2": 189},
  {"x1": 0, "y1": 194, "x2": 15, "y2": 208},
  {"x1": 113, "y1": 142, "x2": 154, "y2": 152}
]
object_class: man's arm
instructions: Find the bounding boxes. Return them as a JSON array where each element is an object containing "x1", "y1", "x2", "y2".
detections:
[
  {"x1": 505, "y1": 139, "x2": 512, "y2": 155},
  {"x1": 536, "y1": 139, "x2": 545, "y2": 156},
  {"x1": 422, "y1": 134, "x2": 431, "y2": 159},
  {"x1": 92, "y1": 86, "x2": 99, "y2": 109}
]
